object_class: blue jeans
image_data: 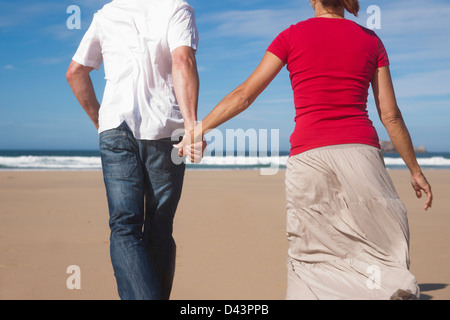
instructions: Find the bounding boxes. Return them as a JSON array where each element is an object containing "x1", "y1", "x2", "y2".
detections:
[{"x1": 99, "y1": 122, "x2": 185, "y2": 300}]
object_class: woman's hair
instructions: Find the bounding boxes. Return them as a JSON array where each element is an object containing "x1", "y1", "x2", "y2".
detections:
[{"x1": 320, "y1": 0, "x2": 360, "y2": 17}]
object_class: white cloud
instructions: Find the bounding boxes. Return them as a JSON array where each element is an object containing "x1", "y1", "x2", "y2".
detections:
[
  {"x1": 4, "y1": 65, "x2": 14, "y2": 70},
  {"x1": 378, "y1": 0, "x2": 450, "y2": 34},
  {"x1": 32, "y1": 56, "x2": 68, "y2": 66},
  {"x1": 362, "y1": 0, "x2": 450, "y2": 99},
  {"x1": 394, "y1": 68, "x2": 450, "y2": 98},
  {"x1": 44, "y1": 23, "x2": 83, "y2": 41},
  {"x1": 372, "y1": 1, "x2": 450, "y2": 52},
  {"x1": 200, "y1": 7, "x2": 308, "y2": 40}
]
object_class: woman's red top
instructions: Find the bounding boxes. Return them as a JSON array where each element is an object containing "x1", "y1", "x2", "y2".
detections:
[{"x1": 267, "y1": 18, "x2": 389, "y2": 156}]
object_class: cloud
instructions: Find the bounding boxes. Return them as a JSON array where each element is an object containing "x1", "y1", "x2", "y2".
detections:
[
  {"x1": 75, "y1": 0, "x2": 110, "y2": 10},
  {"x1": 0, "y1": 1, "x2": 65, "y2": 28},
  {"x1": 4, "y1": 65, "x2": 14, "y2": 70},
  {"x1": 0, "y1": 0, "x2": 105, "y2": 36},
  {"x1": 393, "y1": 68, "x2": 450, "y2": 98},
  {"x1": 32, "y1": 56, "x2": 69, "y2": 66},
  {"x1": 199, "y1": 7, "x2": 307, "y2": 40},
  {"x1": 372, "y1": 0, "x2": 450, "y2": 53},
  {"x1": 360, "y1": 0, "x2": 450, "y2": 99},
  {"x1": 44, "y1": 23, "x2": 83, "y2": 42},
  {"x1": 378, "y1": 0, "x2": 450, "y2": 34}
]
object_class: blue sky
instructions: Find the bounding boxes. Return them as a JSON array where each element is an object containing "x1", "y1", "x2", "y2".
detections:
[{"x1": 0, "y1": 0, "x2": 449, "y2": 151}]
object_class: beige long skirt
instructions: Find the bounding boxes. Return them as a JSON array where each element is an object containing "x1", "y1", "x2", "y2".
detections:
[{"x1": 285, "y1": 144, "x2": 419, "y2": 300}]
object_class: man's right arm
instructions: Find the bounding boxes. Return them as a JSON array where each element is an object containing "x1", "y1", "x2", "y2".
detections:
[
  {"x1": 171, "y1": 46, "x2": 206, "y2": 161},
  {"x1": 171, "y1": 46, "x2": 199, "y2": 133}
]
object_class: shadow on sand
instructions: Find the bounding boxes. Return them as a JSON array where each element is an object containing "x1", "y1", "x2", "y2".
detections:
[{"x1": 419, "y1": 283, "x2": 448, "y2": 300}]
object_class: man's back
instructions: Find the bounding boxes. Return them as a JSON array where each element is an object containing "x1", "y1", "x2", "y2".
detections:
[
  {"x1": 67, "y1": 0, "x2": 200, "y2": 301},
  {"x1": 73, "y1": 0, "x2": 199, "y2": 139}
]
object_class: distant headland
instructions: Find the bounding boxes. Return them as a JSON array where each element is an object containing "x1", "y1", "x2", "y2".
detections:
[{"x1": 380, "y1": 140, "x2": 427, "y2": 154}]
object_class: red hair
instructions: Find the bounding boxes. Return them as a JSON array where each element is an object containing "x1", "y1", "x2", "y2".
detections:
[{"x1": 320, "y1": 0, "x2": 360, "y2": 16}]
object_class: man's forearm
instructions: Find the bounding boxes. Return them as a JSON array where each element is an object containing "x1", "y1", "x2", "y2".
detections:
[
  {"x1": 172, "y1": 48, "x2": 199, "y2": 132},
  {"x1": 67, "y1": 62, "x2": 100, "y2": 129}
]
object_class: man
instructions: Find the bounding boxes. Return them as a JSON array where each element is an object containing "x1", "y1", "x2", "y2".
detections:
[{"x1": 66, "y1": 0, "x2": 201, "y2": 300}]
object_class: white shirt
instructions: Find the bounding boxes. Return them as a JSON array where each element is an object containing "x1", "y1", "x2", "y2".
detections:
[{"x1": 72, "y1": 0, "x2": 199, "y2": 140}]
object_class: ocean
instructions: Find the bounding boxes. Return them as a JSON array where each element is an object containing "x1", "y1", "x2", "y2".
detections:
[{"x1": 1, "y1": 149, "x2": 450, "y2": 171}]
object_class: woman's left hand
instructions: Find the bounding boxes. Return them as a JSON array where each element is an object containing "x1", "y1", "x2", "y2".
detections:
[{"x1": 411, "y1": 172, "x2": 433, "y2": 211}]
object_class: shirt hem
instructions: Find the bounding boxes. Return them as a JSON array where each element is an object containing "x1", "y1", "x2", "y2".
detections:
[
  {"x1": 169, "y1": 42, "x2": 198, "y2": 53},
  {"x1": 98, "y1": 122, "x2": 184, "y2": 141},
  {"x1": 72, "y1": 54, "x2": 101, "y2": 70}
]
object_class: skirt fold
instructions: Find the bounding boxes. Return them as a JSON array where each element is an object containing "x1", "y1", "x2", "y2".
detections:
[{"x1": 285, "y1": 144, "x2": 419, "y2": 300}]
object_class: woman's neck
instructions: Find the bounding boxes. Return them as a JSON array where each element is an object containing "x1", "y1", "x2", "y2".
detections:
[{"x1": 314, "y1": 4, "x2": 345, "y2": 19}]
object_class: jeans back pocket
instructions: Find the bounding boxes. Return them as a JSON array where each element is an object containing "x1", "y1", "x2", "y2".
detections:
[{"x1": 99, "y1": 130, "x2": 138, "y2": 179}]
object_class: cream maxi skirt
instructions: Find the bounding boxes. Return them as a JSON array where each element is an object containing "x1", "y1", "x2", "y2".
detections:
[{"x1": 285, "y1": 144, "x2": 419, "y2": 300}]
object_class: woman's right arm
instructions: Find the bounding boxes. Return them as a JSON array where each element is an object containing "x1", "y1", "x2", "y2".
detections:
[
  {"x1": 372, "y1": 66, "x2": 433, "y2": 210},
  {"x1": 176, "y1": 51, "x2": 284, "y2": 160},
  {"x1": 199, "y1": 51, "x2": 284, "y2": 137}
]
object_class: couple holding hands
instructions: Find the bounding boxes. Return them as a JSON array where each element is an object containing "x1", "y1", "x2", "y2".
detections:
[{"x1": 67, "y1": 0, "x2": 432, "y2": 300}]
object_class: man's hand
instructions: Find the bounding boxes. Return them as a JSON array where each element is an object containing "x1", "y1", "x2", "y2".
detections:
[
  {"x1": 176, "y1": 132, "x2": 207, "y2": 164},
  {"x1": 171, "y1": 46, "x2": 202, "y2": 163}
]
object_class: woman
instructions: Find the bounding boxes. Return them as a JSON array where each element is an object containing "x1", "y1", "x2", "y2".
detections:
[{"x1": 177, "y1": 0, "x2": 433, "y2": 300}]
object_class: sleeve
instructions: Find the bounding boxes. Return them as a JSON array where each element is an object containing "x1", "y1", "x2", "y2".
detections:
[
  {"x1": 168, "y1": 3, "x2": 199, "y2": 53},
  {"x1": 267, "y1": 28, "x2": 290, "y2": 65},
  {"x1": 376, "y1": 36, "x2": 389, "y2": 68},
  {"x1": 72, "y1": 16, "x2": 103, "y2": 70}
]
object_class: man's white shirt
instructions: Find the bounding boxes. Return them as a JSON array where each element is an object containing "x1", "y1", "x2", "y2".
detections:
[{"x1": 73, "y1": 0, "x2": 199, "y2": 139}]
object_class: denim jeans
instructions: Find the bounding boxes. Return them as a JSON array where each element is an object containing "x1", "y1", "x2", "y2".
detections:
[{"x1": 99, "y1": 122, "x2": 185, "y2": 300}]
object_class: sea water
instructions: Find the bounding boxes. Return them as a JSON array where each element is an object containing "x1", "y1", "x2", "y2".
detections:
[{"x1": 1, "y1": 150, "x2": 450, "y2": 171}]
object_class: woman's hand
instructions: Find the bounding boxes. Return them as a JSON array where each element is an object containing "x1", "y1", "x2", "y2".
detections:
[
  {"x1": 174, "y1": 52, "x2": 284, "y2": 164},
  {"x1": 175, "y1": 132, "x2": 207, "y2": 164},
  {"x1": 411, "y1": 172, "x2": 433, "y2": 211}
]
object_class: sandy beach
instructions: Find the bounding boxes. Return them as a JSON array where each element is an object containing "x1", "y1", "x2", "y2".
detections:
[{"x1": 0, "y1": 169, "x2": 448, "y2": 300}]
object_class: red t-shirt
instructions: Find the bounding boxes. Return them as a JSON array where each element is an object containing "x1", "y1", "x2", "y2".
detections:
[{"x1": 267, "y1": 18, "x2": 389, "y2": 156}]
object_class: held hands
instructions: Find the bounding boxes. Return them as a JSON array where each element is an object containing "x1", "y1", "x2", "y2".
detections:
[
  {"x1": 411, "y1": 172, "x2": 433, "y2": 211},
  {"x1": 175, "y1": 130, "x2": 207, "y2": 164}
]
